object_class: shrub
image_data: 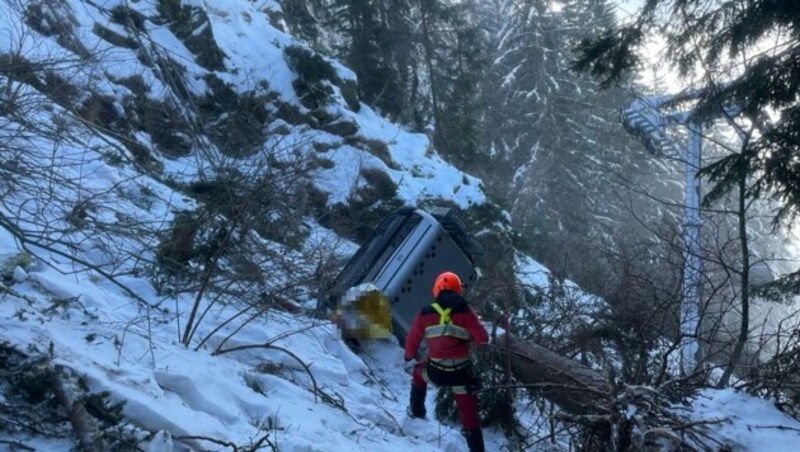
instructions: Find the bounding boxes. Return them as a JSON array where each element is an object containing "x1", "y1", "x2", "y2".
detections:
[
  {"x1": 92, "y1": 23, "x2": 139, "y2": 50},
  {"x1": 344, "y1": 136, "x2": 397, "y2": 169},
  {"x1": 112, "y1": 75, "x2": 150, "y2": 97},
  {"x1": 355, "y1": 168, "x2": 398, "y2": 207},
  {"x1": 319, "y1": 174, "x2": 404, "y2": 244},
  {"x1": 284, "y1": 45, "x2": 339, "y2": 110},
  {"x1": 121, "y1": 92, "x2": 193, "y2": 158},
  {"x1": 77, "y1": 94, "x2": 124, "y2": 132},
  {"x1": 197, "y1": 75, "x2": 272, "y2": 157},
  {"x1": 1, "y1": 253, "x2": 32, "y2": 284},
  {"x1": 23, "y1": 1, "x2": 90, "y2": 58},
  {"x1": 109, "y1": 5, "x2": 147, "y2": 32},
  {"x1": 157, "y1": 210, "x2": 200, "y2": 275}
]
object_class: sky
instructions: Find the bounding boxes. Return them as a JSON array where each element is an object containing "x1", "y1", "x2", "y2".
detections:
[
  {"x1": 1, "y1": 1, "x2": 800, "y2": 451},
  {"x1": 616, "y1": 0, "x2": 646, "y2": 18}
]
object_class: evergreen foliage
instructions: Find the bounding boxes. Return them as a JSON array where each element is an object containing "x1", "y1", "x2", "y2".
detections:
[
  {"x1": 574, "y1": 0, "x2": 800, "y2": 309},
  {"x1": 429, "y1": 1, "x2": 488, "y2": 167},
  {"x1": 154, "y1": 0, "x2": 227, "y2": 71},
  {"x1": 281, "y1": 0, "x2": 321, "y2": 45},
  {"x1": 282, "y1": 0, "x2": 487, "y2": 159},
  {"x1": 478, "y1": 0, "x2": 668, "y2": 288},
  {"x1": 283, "y1": 45, "x2": 340, "y2": 110},
  {"x1": 574, "y1": 0, "x2": 800, "y2": 224},
  {"x1": 330, "y1": 0, "x2": 404, "y2": 118},
  {"x1": 157, "y1": 210, "x2": 200, "y2": 275}
]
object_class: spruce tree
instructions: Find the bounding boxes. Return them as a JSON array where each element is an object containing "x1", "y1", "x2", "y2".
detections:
[
  {"x1": 281, "y1": 0, "x2": 322, "y2": 46},
  {"x1": 575, "y1": 0, "x2": 800, "y2": 223},
  {"x1": 574, "y1": 0, "x2": 800, "y2": 296},
  {"x1": 480, "y1": 0, "x2": 658, "y2": 281},
  {"x1": 282, "y1": 0, "x2": 487, "y2": 143},
  {"x1": 330, "y1": 0, "x2": 403, "y2": 119},
  {"x1": 431, "y1": 0, "x2": 488, "y2": 167}
]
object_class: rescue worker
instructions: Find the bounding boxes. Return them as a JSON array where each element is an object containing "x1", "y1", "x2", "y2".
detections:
[{"x1": 404, "y1": 271, "x2": 489, "y2": 452}]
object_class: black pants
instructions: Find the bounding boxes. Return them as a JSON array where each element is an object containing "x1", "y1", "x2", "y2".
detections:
[{"x1": 425, "y1": 361, "x2": 480, "y2": 390}]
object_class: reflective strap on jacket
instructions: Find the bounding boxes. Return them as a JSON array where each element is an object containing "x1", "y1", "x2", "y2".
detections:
[
  {"x1": 424, "y1": 303, "x2": 470, "y2": 340},
  {"x1": 432, "y1": 302, "x2": 452, "y2": 325}
]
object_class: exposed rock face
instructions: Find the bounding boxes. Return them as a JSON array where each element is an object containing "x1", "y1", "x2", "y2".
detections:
[
  {"x1": 154, "y1": 0, "x2": 227, "y2": 71},
  {"x1": 321, "y1": 119, "x2": 359, "y2": 138}
]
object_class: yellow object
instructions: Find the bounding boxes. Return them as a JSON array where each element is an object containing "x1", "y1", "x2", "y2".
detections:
[
  {"x1": 424, "y1": 302, "x2": 469, "y2": 340},
  {"x1": 335, "y1": 283, "x2": 393, "y2": 339},
  {"x1": 431, "y1": 302, "x2": 452, "y2": 325}
]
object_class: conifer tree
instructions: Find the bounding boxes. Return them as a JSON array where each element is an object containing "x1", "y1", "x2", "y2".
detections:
[
  {"x1": 281, "y1": 0, "x2": 322, "y2": 46},
  {"x1": 480, "y1": 0, "x2": 655, "y2": 280},
  {"x1": 574, "y1": 0, "x2": 800, "y2": 304},
  {"x1": 575, "y1": 0, "x2": 800, "y2": 223},
  {"x1": 282, "y1": 0, "x2": 486, "y2": 145},
  {"x1": 430, "y1": 0, "x2": 488, "y2": 166},
  {"x1": 330, "y1": 0, "x2": 403, "y2": 119}
]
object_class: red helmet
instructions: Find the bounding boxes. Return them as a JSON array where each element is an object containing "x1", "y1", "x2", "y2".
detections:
[{"x1": 433, "y1": 271, "x2": 463, "y2": 298}]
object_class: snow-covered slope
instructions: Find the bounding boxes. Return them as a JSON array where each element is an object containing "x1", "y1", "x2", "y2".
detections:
[
  {"x1": 0, "y1": 254, "x2": 510, "y2": 450},
  {"x1": 2, "y1": 1, "x2": 800, "y2": 451},
  {"x1": 19, "y1": 0, "x2": 485, "y2": 207},
  {"x1": 0, "y1": 0, "x2": 493, "y2": 449}
]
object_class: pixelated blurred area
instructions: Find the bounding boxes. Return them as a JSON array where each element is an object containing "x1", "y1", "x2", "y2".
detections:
[{"x1": 331, "y1": 283, "x2": 393, "y2": 339}]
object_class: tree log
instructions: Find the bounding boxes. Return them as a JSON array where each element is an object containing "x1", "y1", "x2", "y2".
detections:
[
  {"x1": 48, "y1": 365, "x2": 105, "y2": 452},
  {"x1": 491, "y1": 334, "x2": 611, "y2": 415}
]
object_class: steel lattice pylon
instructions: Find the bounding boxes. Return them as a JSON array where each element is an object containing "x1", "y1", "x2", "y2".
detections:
[{"x1": 622, "y1": 94, "x2": 703, "y2": 374}]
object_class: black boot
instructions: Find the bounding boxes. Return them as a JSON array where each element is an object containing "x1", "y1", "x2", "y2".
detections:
[
  {"x1": 463, "y1": 428, "x2": 484, "y2": 452},
  {"x1": 408, "y1": 384, "x2": 427, "y2": 418}
]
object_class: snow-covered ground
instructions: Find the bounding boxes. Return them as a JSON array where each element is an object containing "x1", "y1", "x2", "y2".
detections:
[
  {"x1": 0, "y1": 0, "x2": 496, "y2": 448},
  {"x1": 0, "y1": 255, "x2": 511, "y2": 451},
  {"x1": 4, "y1": 233, "x2": 800, "y2": 451},
  {"x1": 2, "y1": 0, "x2": 800, "y2": 450}
]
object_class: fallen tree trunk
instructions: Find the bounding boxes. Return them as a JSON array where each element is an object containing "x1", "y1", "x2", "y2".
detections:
[
  {"x1": 48, "y1": 365, "x2": 105, "y2": 452},
  {"x1": 490, "y1": 334, "x2": 611, "y2": 415}
]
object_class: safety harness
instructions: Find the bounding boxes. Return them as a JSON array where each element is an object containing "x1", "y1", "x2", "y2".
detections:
[{"x1": 424, "y1": 302, "x2": 471, "y2": 371}]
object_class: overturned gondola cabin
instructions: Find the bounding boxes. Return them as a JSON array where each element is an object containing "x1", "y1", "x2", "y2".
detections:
[{"x1": 325, "y1": 207, "x2": 483, "y2": 344}]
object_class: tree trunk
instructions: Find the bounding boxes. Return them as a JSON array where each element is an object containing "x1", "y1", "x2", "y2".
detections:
[
  {"x1": 491, "y1": 334, "x2": 611, "y2": 415},
  {"x1": 718, "y1": 162, "x2": 751, "y2": 388},
  {"x1": 417, "y1": 0, "x2": 441, "y2": 130},
  {"x1": 48, "y1": 365, "x2": 105, "y2": 452}
]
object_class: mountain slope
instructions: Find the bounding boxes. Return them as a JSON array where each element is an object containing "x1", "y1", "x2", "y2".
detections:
[
  {"x1": 2, "y1": 1, "x2": 800, "y2": 451},
  {"x1": 0, "y1": 0, "x2": 496, "y2": 449}
]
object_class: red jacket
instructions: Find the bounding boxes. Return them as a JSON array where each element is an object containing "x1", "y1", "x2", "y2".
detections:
[{"x1": 404, "y1": 291, "x2": 489, "y2": 361}]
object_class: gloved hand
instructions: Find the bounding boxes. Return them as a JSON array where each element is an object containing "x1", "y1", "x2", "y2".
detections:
[{"x1": 403, "y1": 357, "x2": 416, "y2": 374}]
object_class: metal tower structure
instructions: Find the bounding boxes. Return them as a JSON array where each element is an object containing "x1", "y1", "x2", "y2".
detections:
[{"x1": 622, "y1": 94, "x2": 703, "y2": 373}]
